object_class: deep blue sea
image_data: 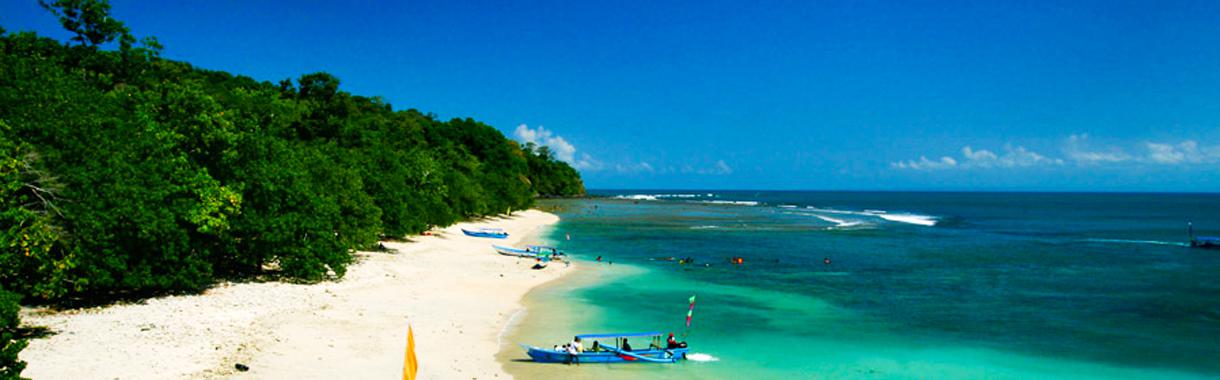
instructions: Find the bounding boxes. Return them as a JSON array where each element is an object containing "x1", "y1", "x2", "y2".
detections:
[{"x1": 505, "y1": 191, "x2": 1220, "y2": 379}]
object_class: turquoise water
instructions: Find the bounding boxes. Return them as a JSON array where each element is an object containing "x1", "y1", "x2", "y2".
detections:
[{"x1": 507, "y1": 191, "x2": 1220, "y2": 379}]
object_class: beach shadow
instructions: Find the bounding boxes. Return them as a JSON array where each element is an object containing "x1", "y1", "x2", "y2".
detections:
[
  {"x1": 17, "y1": 325, "x2": 55, "y2": 340},
  {"x1": 25, "y1": 286, "x2": 211, "y2": 310}
]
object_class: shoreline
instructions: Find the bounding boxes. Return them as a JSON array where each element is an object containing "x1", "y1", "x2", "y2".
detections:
[
  {"x1": 498, "y1": 261, "x2": 650, "y2": 379},
  {"x1": 19, "y1": 209, "x2": 572, "y2": 379}
]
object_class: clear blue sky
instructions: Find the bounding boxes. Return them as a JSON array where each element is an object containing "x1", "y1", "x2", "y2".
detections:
[{"x1": 5, "y1": 0, "x2": 1220, "y2": 191}]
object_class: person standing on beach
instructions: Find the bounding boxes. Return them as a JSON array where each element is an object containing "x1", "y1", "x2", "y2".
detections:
[
  {"x1": 571, "y1": 336, "x2": 583, "y2": 353},
  {"x1": 565, "y1": 336, "x2": 583, "y2": 365}
]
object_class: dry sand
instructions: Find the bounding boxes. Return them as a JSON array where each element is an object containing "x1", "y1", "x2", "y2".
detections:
[{"x1": 20, "y1": 210, "x2": 570, "y2": 379}]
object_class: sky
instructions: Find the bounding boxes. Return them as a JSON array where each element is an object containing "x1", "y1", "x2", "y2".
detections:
[{"x1": 4, "y1": 0, "x2": 1220, "y2": 191}]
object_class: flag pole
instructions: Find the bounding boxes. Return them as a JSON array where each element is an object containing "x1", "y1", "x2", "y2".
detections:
[{"x1": 683, "y1": 294, "x2": 696, "y2": 339}]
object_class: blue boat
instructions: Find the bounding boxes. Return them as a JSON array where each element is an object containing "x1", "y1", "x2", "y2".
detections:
[
  {"x1": 522, "y1": 332, "x2": 689, "y2": 364},
  {"x1": 1188, "y1": 222, "x2": 1219, "y2": 249},
  {"x1": 1192, "y1": 237, "x2": 1220, "y2": 249},
  {"x1": 492, "y1": 244, "x2": 566, "y2": 259},
  {"x1": 461, "y1": 227, "x2": 508, "y2": 239}
]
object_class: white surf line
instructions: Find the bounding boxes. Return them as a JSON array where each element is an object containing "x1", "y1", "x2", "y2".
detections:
[
  {"x1": 699, "y1": 200, "x2": 760, "y2": 206},
  {"x1": 498, "y1": 307, "x2": 528, "y2": 348},
  {"x1": 874, "y1": 213, "x2": 937, "y2": 226},
  {"x1": 613, "y1": 193, "x2": 712, "y2": 201},
  {"x1": 1083, "y1": 238, "x2": 1190, "y2": 247},
  {"x1": 685, "y1": 353, "x2": 719, "y2": 362},
  {"x1": 811, "y1": 215, "x2": 861, "y2": 228}
]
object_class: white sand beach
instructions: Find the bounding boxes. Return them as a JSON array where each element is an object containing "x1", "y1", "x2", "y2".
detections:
[{"x1": 19, "y1": 210, "x2": 570, "y2": 379}]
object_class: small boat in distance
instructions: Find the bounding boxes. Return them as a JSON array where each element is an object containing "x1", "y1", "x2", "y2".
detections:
[
  {"x1": 1188, "y1": 222, "x2": 1219, "y2": 249},
  {"x1": 493, "y1": 245, "x2": 566, "y2": 259},
  {"x1": 1193, "y1": 237, "x2": 1220, "y2": 249},
  {"x1": 461, "y1": 227, "x2": 508, "y2": 239},
  {"x1": 521, "y1": 332, "x2": 689, "y2": 364}
]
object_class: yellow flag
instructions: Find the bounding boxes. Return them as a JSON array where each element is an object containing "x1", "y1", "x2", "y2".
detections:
[{"x1": 404, "y1": 325, "x2": 418, "y2": 380}]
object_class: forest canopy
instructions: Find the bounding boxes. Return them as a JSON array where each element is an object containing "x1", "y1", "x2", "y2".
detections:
[{"x1": 0, "y1": 0, "x2": 586, "y2": 305}]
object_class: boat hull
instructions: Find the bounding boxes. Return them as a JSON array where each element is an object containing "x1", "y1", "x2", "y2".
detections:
[
  {"x1": 462, "y1": 228, "x2": 508, "y2": 239},
  {"x1": 493, "y1": 245, "x2": 539, "y2": 258},
  {"x1": 1192, "y1": 240, "x2": 1220, "y2": 249},
  {"x1": 523, "y1": 346, "x2": 688, "y2": 364}
]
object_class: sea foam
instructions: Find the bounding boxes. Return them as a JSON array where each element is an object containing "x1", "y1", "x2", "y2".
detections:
[
  {"x1": 700, "y1": 200, "x2": 760, "y2": 206},
  {"x1": 803, "y1": 207, "x2": 938, "y2": 226},
  {"x1": 685, "y1": 353, "x2": 719, "y2": 362},
  {"x1": 813, "y1": 215, "x2": 862, "y2": 228},
  {"x1": 1083, "y1": 238, "x2": 1190, "y2": 247},
  {"x1": 614, "y1": 193, "x2": 710, "y2": 201},
  {"x1": 873, "y1": 213, "x2": 938, "y2": 226}
]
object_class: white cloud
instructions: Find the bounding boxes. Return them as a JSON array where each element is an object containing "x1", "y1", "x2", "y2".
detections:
[
  {"x1": 677, "y1": 160, "x2": 735, "y2": 175},
  {"x1": 1063, "y1": 134, "x2": 1219, "y2": 166},
  {"x1": 1143, "y1": 140, "x2": 1219, "y2": 164},
  {"x1": 961, "y1": 146, "x2": 998, "y2": 162},
  {"x1": 891, "y1": 156, "x2": 958, "y2": 170},
  {"x1": 703, "y1": 160, "x2": 733, "y2": 175},
  {"x1": 1064, "y1": 134, "x2": 1131, "y2": 164},
  {"x1": 893, "y1": 145, "x2": 1059, "y2": 170},
  {"x1": 896, "y1": 135, "x2": 1220, "y2": 171},
  {"x1": 514, "y1": 124, "x2": 600, "y2": 170},
  {"x1": 614, "y1": 161, "x2": 655, "y2": 174}
]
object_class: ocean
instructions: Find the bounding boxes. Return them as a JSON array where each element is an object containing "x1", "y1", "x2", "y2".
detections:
[{"x1": 503, "y1": 191, "x2": 1220, "y2": 379}]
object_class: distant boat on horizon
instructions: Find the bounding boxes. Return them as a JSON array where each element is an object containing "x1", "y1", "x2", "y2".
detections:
[{"x1": 1188, "y1": 222, "x2": 1219, "y2": 249}]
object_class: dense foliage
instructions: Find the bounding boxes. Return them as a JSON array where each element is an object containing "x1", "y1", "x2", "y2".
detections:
[
  {"x1": 0, "y1": 288, "x2": 24, "y2": 380},
  {"x1": 0, "y1": 1, "x2": 584, "y2": 305}
]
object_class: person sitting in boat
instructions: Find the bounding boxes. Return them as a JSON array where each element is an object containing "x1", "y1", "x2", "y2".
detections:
[
  {"x1": 591, "y1": 340, "x2": 601, "y2": 352},
  {"x1": 666, "y1": 333, "x2": 687, "y2": 349},
  {"x1": 621, "y1": 338, "x2": 633, "y2": 352}
]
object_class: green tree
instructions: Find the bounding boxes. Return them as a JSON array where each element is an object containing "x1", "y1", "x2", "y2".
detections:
[
  {"x1": 38, "y1": 0, "x2": 129, "y2": 47},
  {"x1": 0, "y1": 8, "x2": 584, "y2": 303},
  {"x1": 0, "y1": 288, "x2": 25, "y2": 380}
]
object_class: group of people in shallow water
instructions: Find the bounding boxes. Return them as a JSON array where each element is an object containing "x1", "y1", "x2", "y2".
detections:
[{"x1": 556, "y1": 333, "x2": 687, "y2": 365}]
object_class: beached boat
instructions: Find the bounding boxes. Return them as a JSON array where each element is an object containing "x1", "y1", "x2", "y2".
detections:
[
  {"x1": 493, "y1": 244, "x2": 566, "y2": 259},
  {"x1": 521, "y1": 332, "x2": 689, "y2": 364},
  {"x1": 461, "y1": 227, "x2": 508, "y2": 239}
]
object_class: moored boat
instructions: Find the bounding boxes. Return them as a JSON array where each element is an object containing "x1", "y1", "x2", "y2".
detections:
[
  {"x1": 461, "y1": 227, "x2": 508, "y2": 239},
  {"x1": 522, "y1": 332, "x2": 689, "y2": 364}
]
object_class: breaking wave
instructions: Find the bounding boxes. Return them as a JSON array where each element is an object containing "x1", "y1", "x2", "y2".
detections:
[
  {"x1": 1083, "y1": 238, "x2": 1190, "y2": 247},
  {"x1": 872, "y1": 213, "x2": 938, "y2": 226},
  {"x1": 812, "y1": 215, "x2": 862, "y2": 228},
  {"x1": 801, "y1": 207, "x2": 939, "y2": 227},
  {"x1": 700, "y1": 200, "x2": 760, "y2": 206},
  {"x1": 614, "y1": 193, "x2": 714, "y2": 201}
]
